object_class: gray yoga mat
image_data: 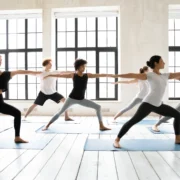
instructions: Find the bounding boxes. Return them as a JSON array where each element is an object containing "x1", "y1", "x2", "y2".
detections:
[{"x1": 84, "y1": 139, "x2": 180, "y2": 151}]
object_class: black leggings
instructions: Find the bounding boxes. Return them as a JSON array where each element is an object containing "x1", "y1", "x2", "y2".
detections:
[
  {"x1": 0, "y1": 95, "x2": 21, "y2": 137},
  {"x1": 118, "y1": 102, "x2": 180, "y2": 138}
]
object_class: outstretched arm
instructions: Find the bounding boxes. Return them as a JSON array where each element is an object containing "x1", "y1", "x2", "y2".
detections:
[
  {"x1": 87, "y1": 73, "x2": 114, "y2": 78},
  {"x1": 11, "y1": 70, "x2": 42, "y2": 77},
  {"x1": 111, "y1": 73, "x2": 147, "y2": 80},
  {"x1": 44, "y1": 73, "x2": 74, "y2": 79},
  {"x1": 169, "y1": 73, "x2": 180, "y2": 79},
  {"x1": 113, "y1": 79, "x2": 138, "y2": 84}
]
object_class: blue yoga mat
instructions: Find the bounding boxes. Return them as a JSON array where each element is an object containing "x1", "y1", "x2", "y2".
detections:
[
  {"x1": 108, "y1": 119, "x2": 171, "y2": 125},
  {"x1": 84, "y1": 139, "x2": 180, "y2": 151},
  {"x1": 0, "y1": 136, "x2": 53, "y2": 149},
  {"x1": 147, "y1": 126, "x2": 174, "y2": 134},
  {"x1": 36, "y1": 125, "x2": 121, "y2": 134}
]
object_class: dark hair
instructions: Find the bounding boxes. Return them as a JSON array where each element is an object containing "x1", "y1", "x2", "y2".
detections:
[
  {"x1": 74, "y1": 59, "x2": 87, "y2": 70},
  {"x1": 139, "y1": 66, "x2": 148, "y2": 73},
  {"x1": 42, "y1": 59, "x2": 52, "y2": 67},
  {"x1": 146, "y1": 55, "x2": 161, "y2": 69}
]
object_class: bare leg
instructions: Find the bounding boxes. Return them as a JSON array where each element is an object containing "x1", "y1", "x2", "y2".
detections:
[{"x1": 24, "y1": 104, "x2": 37, "y2": 120}]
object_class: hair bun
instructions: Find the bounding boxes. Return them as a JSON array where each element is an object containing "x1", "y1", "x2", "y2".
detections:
[{"x1": 146, "y1": 61, "x2": 151, "y2": 67}]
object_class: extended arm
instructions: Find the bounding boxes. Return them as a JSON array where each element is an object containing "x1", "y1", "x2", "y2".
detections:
[
  {"x1": 111, "y1": 73, "x2": 147, "y2": 80},
  {"x1": 11, "y1": 70, "x2": 42, "y2": 77},
  {"x1": 87, "y1": 73, "x2": 114, "y2": 78},
  {"x1": 113, "y1": 79, "x2": 138, "y2": 84}
]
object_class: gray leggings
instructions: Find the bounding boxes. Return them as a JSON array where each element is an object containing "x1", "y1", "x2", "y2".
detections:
[
  {"x1": 119, "y1": 98, "x2": 142, "y2": 114},
  {"x1": 49, "y1": 97, "x2": 102, "y2": 124},
  {"x1": 156, "y1": 103, "x2": 180, "y2": 126}
]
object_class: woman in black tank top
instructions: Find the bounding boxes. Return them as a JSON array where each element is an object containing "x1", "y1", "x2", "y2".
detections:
[
  {"x1": 42, "y1": 59, "x2": 115, "y2": 131},
  {"x1": 0, "y1": 55, "x2": 42, "y2": 143}
]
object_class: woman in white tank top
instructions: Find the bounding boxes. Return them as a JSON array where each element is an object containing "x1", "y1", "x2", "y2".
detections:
[{"x1": 113, "y1": 66, "x2": 149, "y2": 120}]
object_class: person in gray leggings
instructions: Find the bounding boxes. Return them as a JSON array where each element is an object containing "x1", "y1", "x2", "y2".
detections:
[
  {"x1": 113, "y1": 66, "x2": 149, "y2": 120},
  {"x1": 42, "y1": 59, "x2": 113, "y2": 131},
  {"x1": 152, "y1": 103, "x2": 180, "y2": 132}
]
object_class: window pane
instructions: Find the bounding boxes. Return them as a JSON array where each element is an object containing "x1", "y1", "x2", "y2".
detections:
[
  {"x1": 87, "y1": 84, "x2": 95, "y2": 99},
  {"x1": 57, "y1": 51, "x2": 66, "y2": 67},
  {"x1": 175, "y1": 19, "x2": 180, "y2": 30},
  {"x1": 67, "y1": 84, "x2": 73, "y2": 96},
  {"x1": 28, "y1": 84, "x2": 37, "y2": 99},
  {"x1": 175, "y1": 83, "x2": 180, "y2": 97},
  {"x1": 175, "y1": 31, "x2": 180, "y2": 46},
  {"x1": 37, "y1": 33, "x2": 42, "y2": 48},
  {"x1": 169, "y1": 31, "x2": 174, "y2": 46},
  {"x1": 28, "y1": 52, "x2": 36, "y2": 67},
  {"x1": 98, "y1": 17, "x2": 106, "y2": 30},
  {"x1": 169, "y1": 52, "x2": 174, "y2": 66},
  {"x1": 99, "y1": 52, "x2": 107, "y2": 67},
  {"x1": 17, "y1": 53, "x2": 25, "y2": 68},
  {"x1": 0, "y1": 54, "x2": 5, "y2": 70},
  {"x1": 87, "y1": 51, "x2": 96, "y2": 66},
  {"x1": 100, "y1": 83, "x2": 107, "y2": 98},
  {"x1": 78, "y1": 32, "x2": 86, "y2": 47},
  {"x1": 107, "y1": 17, "x2": 116, "y2": 30},
  {"x1": 9, "y1": 34, "x2": 17, "y2": 49},
  {"x1": 78, "y1": 18, "x2": 86, "y2": 31},
  {"x1": 36, "y1": 52, "x2": 42, "y2": 67},
  {"x1": 28, "y1": 67, "x2": 37, "y2": 83},
  {"x1": 0, "y1": 35, "x2": 6, "y2": 49},
  {"x1": 58, "y1": 32, "x2": 66, "y2": 47},
  {"x1": 176, "y1": 52, "x2": 180, "y2": 66},
  {"x1": 86, "y1": 67, "x2": 95, "y2": 83},
  {"x1": 10, "y1": 74, "x2": 17, "y2": 83},
  {"x1": 99, "y1": 67, "x2": 107, "y2": 82},
  {"x1": 57, "y1": 68, "x2": 66, "y2": 83},
  {"x1": 175, "y1": 67, "x2": 180, "y2": 73},
  {"x1": 87, "y1": 17, "x2": 95, "y2": 31},
  {"x1": 9, "y1": 53, "x2": 17, "y2": 68},
  {"x1": 67, "y1": 51, "x2": 75, "y2": 66},
  {"x1": 18, "y1": 84, "x2": 25, "y2": 99},
  {"x1": 108, "y1": 31, "x2": 116, "y2": 47},
  {"x1": 0, "y1": 20, "x2": 6, "y2": 33},
  {"x1": 28, "y1": 19, "x2": 36, "y2": 32},
  {"x1": 28, "y1": 33, "x2": 36, "y2": 48},
  {"x1": 58, "y1": 84, "x2": 67, "y2": 97},
  {"x1": 17, "y1": 19, "x2": 25, "y2": 33},
  {"x1": 98, "y1": 32, "x2": 106, "y2": 47},
  {"x1": 78, "y1": 51, "x2": 86, "y2": 59},
  {"x1": 67, "y1": 32, "x2": 75, "y2": 47},
  {"x1": 37, "y1": 18, "x2": 42, "y2": 32},
  {"x1": 169, "y1": 19, "x2": 174, "y2": 30},
  {"x1": 18, "y1": 75, "x2": 25, "y2": 83},
  {"x1": 17, "y1": 34, "x2": 25, "y2": 49},
  {"x1": 67, "y1": 18, "x2": 75, "y2": 31},
  {"x1": 9, "y1": 84, "x2": 17, "y2": 99},
  {"x1": 87, "y1": 32, "x2": 95, "y2": 47},
  {"x1": 108, "y1": 84, "x2": 115, "y2": 98},
  {"x1": 108, "y1": 52, "x2": 115, "y2": 67},
  {"x1": 9, "y1": 19, "x2": 17, "y2": 33},
  {"x1": 58, "y1": 18, "x2": 66, "y2": 31}
]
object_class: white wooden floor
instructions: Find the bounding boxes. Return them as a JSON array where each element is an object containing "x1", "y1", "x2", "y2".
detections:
[{"x1": 0, "y1": 116, "x2": 180, "y2": 180}]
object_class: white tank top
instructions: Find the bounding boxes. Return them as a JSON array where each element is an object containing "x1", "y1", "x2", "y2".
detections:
[{"x1": 136, "y1": 80, "x2": 149, "y2": 99}]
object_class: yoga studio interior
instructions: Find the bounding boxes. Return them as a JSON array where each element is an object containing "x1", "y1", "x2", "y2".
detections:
[{"x1": 1, "y1": 0, "x2": 180, "y2": 180}]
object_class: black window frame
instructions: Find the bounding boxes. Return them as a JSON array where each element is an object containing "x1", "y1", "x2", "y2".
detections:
[
  {"x1": 55, "y1": 17, "x2": 118, "y2": 100},
  {"x1": 0, "y1": 19, "x2": 42, "y2": 100}
]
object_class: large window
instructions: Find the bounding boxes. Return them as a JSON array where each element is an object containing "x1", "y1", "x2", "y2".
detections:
[
  {"x1": 168, "y1": 18, "x2": 180, "y2": 99},
  {"x1": 56, "y1": 17, "x2": 118, "y2": 100},
  {"x1": 0, "y1": 18, "x2": 42, "y2": 100}
]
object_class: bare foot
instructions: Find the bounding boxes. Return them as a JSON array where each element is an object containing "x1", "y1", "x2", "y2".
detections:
[
  {"x1": 42, "y1": 126, "x2": 49, "y2": 131},
  {"x1": 152, "y1": 125, "x2": 160, "y2": 132},
  {"x1": 65, "y1": 118, "x2": 74, "y2": 121},
  {"x1": 14, "y1": 137, "x2": 28, "y2": 143},
  {"x1": 114, "y1": 112, "x2": 123, "y2": 121},
  {"x1": 100, "y1": 126, "x2": 111, "y2": 131},
  {"x1": 113, "y1": 139, "x2": 121, "y2": 148}
]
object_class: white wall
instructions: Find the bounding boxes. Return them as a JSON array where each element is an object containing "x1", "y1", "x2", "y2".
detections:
[{"x1": 0, "y1": 0, "x2": 179, "y2": 116}]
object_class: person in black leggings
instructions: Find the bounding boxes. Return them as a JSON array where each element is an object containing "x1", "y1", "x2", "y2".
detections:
[
  {"x1": 112, "y1": 55, "x2": 180, "y2": 148},
  {"x1": 0, "y1": 55, "x2": 41, "y2": 143}
]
